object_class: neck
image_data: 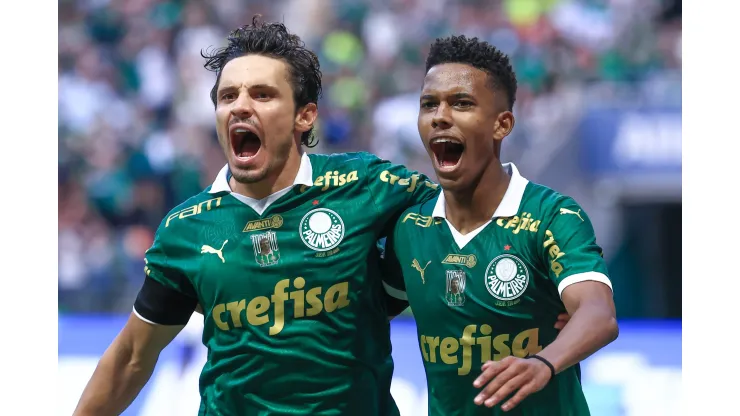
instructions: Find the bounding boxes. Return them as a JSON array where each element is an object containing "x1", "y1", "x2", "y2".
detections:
[
  {"x1": 230, "y1": 150, "x2": 303, "y2": 200},
  {"x1": 444, "y1": 163, "x2": 511, "y2": 235}
]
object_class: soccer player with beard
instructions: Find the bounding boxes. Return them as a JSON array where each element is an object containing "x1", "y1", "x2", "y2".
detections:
[
  {"x1": 381, "y1": 35, "x2": 618, "y2": 415},
  {"x1": 73, "y1": 17, "x2": 441, "y2": 416}
]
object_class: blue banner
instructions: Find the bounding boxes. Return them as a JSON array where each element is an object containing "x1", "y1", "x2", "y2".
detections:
[
  {"x1": 58, "y1": 316, "x2": 681, "y2": 415},
  {"x1": 578, "y1": 108, "x2": 681, "y2": 176}
]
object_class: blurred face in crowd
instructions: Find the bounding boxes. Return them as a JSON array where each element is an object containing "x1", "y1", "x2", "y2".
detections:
[
  {"x1": 418, "y1": 63, "x2": 514, "y2": 192},
  {"x1": 215, "y1": 54, "x2": 316, "y2": 185}
]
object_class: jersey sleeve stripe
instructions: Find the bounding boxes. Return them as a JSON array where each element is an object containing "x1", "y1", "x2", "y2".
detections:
[
  {"x1": 382, "y1": 281, "x2": 408, "y2": 301},
  {"x1": 557, "y1": 272, "x2": 613, "y2": 297},
  {"x1": 132, "y1": 306, "x2": 163, "y2": 326}
]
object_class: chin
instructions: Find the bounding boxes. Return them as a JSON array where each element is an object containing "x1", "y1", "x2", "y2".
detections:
[
  {"x1": 434, "y1": 172, "x2": 462, "y2": 191},
  {"x1": 229, "y1": 163, "x2": 269, "y2": 184},
  {"x1": 437, "y1": 167, "x2": 481, "y2": 193}
]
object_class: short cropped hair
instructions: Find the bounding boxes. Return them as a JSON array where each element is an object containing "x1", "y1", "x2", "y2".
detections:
[{"x1": 425, "y1": 35, "x2": 517, "y2": 110}]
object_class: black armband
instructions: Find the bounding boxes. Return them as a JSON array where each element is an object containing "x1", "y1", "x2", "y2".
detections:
[{"x1": 134, "y1": 277, "x2": 198, "y2": 326}]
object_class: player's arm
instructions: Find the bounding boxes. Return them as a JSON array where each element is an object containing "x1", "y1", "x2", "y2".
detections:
[
  {"x1": 74, "y1": 221, "x2": 199, "y2": 415},
  {"x1": 531, "y1": 201, "x2": 618, "y2": 373},
  {"x1": 73, "y1": 278, "x2": 198, "y2": 415},
  {"x1": 534, "y1": 280, "x2": 616, "y2": 372},
  {"x1": 362, "y1": 153, "x2": 440, "y2": 225},
  {"x1": 472, "y1": 200, "x2": 618, "y2": 410}
]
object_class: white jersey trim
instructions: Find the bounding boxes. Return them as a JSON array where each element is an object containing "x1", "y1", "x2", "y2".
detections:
[
  {"x1": 382, "y1": 281, "x2": 408, "y2": 301},
  {"x1": 557, "y1": 272, "x2": 613, "y2": 297}
]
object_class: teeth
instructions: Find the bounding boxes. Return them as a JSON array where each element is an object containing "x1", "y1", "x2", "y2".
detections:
[
  {"x1": 432, "y1": 138, "x2": 460, "y2": 144},
  {"x1": 234, "y1": 128, "x2": 248, "y2": 134}
]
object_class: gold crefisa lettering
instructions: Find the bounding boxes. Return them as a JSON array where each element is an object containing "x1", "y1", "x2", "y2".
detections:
[
  {"x1": 315, "y1": 170, "x2": 360, "y2": 191},
  {"x1": 379, "y1": 170, "x2": 438, "y2": 193},
  {"x1": 298, "y1": 170, "x2": 360, "y2": 193},
  {"x1": 496, "y1": 213, "x2": 541, "y2": 234},
  {"x1": 543, "y1": 230, "x2": 566, "y2": 277},
  {"x1": 165, "y1": 197, "x2": 222, "y2": 227},
  {"x1": 210, "y1": 277, "x2": 351, "y2": 335},
  {"x1": 419, "y1": 326, "x2": 543, "y2": 376}
]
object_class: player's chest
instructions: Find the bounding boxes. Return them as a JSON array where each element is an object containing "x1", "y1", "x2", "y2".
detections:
[
  {"x1": 192, "y1": 196, "x2": 377, "y2": 288},
  {"x1": 400, "y1": 222, "x2": 547, "y2": 314}
]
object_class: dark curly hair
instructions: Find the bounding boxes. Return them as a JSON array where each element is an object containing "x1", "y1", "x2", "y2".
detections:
[
  {"x1": 202, "y1": 16, "x2": 323, "y2": 147},
  {"x1": 425, "y1": 35, "x2": 517, "y2": 111}
]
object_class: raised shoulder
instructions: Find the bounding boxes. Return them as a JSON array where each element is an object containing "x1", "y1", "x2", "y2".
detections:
[
  {"x1": 307, "y1": 151, "x2": 375, "y2": 174},
  {"x1": 157, "y1": 190, "x2": 227, "y2": 237},
  {"x1": 522, "y1": 182, "x2": 591, "y2": 227}
]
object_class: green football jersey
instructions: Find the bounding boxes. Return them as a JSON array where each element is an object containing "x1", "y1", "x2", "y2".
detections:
[
  {"x1": 382, "y1": 163, "x2": 612, "y2": 416},
  {"x1": 141, "y1": 152, "x2": 439, "y2": 415}
]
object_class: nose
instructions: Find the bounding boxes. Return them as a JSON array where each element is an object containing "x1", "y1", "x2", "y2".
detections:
[
  {"x1": 230, "y1": 91, "x2": 254, "y2": 119},
  {"x1": 431, "y1": 103, "x2": 452, "y2": 130}
]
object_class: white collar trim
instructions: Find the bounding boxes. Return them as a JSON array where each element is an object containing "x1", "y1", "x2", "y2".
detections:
[
  {"x1": 208, "y1": 152, "x2": 314, "y2": 194},
  {"x1": 431, "y1": 162, "x2": 529, "y2": 220}
]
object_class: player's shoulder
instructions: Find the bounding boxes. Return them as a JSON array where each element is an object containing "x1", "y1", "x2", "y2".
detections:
[
  {"x1": 304, "y1": 152, "x2": 374, "y2": 190},
  {"x1": 394, "y1": 197, "x2": 440, "y2": 234},
  {"x1": 307, "y1": 151, "x2": 377, "y2": 171},
  {"x1": 156, "y1": 188, "x2": 225, "y2": 236},
  {"x1": 522, "y1": 181, "x2": 589, "y2": 224}
]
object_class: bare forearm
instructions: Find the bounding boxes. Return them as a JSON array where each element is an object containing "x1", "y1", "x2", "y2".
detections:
[
  {"x1": 537, "y1": 303, "x2": 618, "y2": 374},
  {"x1": 73, "y1": 342, "x2": 157, "y2": 416}
]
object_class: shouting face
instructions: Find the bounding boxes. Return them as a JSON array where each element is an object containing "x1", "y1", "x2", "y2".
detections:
[
  {"x1": 418, "y1": 63, "x2": 514, "y2": 192},
  {"x1": 215, "y1": 55, "x2": 316, "y2": 186}
]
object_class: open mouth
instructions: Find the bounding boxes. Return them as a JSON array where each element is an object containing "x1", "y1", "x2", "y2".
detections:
[
  {"x1": 230, "y1": 126, "x2": 262, "y2": 160},
  {"x1": 430, "y1": 138, "x2": 464, "y2": 169}
]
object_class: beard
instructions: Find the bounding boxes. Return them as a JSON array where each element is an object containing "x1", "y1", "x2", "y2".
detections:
[{"x1": 230, "y1": 164, "x2": 270, "y2": 184}]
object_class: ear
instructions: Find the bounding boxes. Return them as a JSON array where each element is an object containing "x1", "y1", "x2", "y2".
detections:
[
  {"x1": 295, "y1": 103, "x2": 318, "y2": 133},
  {"x1": 492, "y1": 111, "x2": 515, "y2": 141}
]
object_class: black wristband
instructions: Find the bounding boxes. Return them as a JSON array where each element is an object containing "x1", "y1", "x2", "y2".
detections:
[{"x1": 528, "y1": 355, "x2": 556, "y2": 381}]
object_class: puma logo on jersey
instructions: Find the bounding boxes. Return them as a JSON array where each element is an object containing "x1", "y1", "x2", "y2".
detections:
[
  {"x1": 412, "y1": 259, "x2": 431, "y2": 284},
  {"x1": 559, "y1": 208, "x2": 584, "y2": 222},
  {"x1": 201, "y1": 240, "x2": 228, "y2": 263}
]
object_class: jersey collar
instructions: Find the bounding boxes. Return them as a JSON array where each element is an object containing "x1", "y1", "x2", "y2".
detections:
[
  {"x1": 208, "y1": 152, "x2": 314, "y2": 195},
  {"x1": 431, "y1": 163, "x2": 529, "y2": 220}
]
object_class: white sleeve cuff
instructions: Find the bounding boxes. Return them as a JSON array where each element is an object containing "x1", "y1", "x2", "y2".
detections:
[
  {"x1": 382, "y1": 281, "x2": 408, "y2": 301},
  {"x1": 557, "y1": 272, "x2": 612, "y2": 297}
]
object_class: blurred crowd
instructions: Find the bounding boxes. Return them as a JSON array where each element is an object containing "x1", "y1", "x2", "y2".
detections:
[{"x1": 58, "y1": 0, "x2": 681, "y2": 313}]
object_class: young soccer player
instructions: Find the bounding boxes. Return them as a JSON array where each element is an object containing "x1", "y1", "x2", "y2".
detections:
[{"x1": 382, "y1": 35, "x2": 618, "y2": 415}]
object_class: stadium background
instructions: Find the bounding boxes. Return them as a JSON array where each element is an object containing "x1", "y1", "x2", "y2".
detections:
[{"x1": 58, "y1": 0, "x2": 681, "y2": 414}]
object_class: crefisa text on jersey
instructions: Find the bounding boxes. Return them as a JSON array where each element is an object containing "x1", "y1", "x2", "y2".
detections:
[
  {"x1": 420, "y1": 325, "x2": 543, "y2": 376},
  {"x1": 210, "y1": 277, "x2": 350, "y2": 336},
  {"x1": 299, "y1": 170, "x2": 359, "y2": 192},
  {"x1": 379, "y1": 170, "x2": 438, "y2": 193}
]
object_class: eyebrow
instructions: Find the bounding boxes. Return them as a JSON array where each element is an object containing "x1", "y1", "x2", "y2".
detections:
[
  {"x1": 248, "y1": 84, "x2": 277, "y2": 90},
  {"x1": 217, "y1": 83, "x2": 277, "y2": 93},
  {"x1": 420, "y1": 92, "x2": 474, "y2": 100}
]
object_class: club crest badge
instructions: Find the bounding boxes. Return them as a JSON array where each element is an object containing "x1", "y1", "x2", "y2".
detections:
[
  {"x1": 484, "y1": 254, "x2": 529, "y2": 301},
  {"x1": 299, "y1": 208, "x2": 345, "y2": 251}
]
